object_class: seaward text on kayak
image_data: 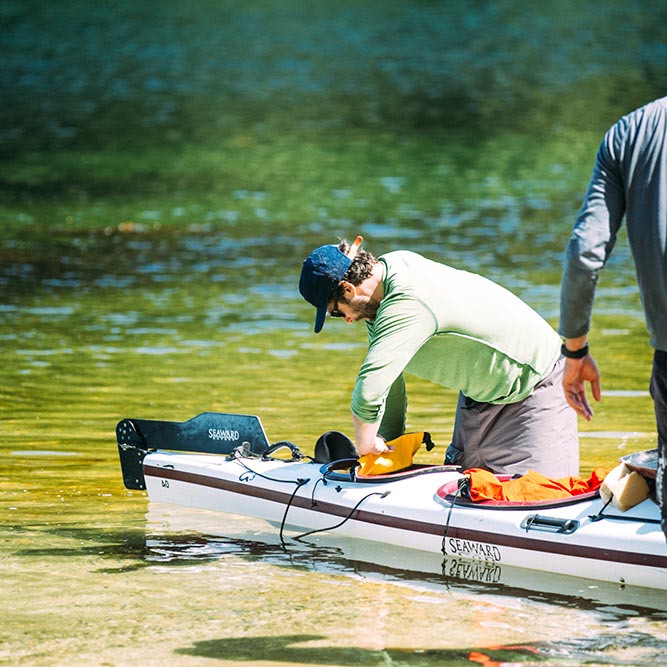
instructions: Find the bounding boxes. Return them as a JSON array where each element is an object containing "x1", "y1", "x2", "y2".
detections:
[
  {"x1": 444, "y1": 537, "x2": 502, "y2": 562},
  {"x1": 208, "y1": 428, "x2": 240, "y2": 442}
]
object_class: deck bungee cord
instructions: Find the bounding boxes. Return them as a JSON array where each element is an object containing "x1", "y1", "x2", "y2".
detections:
[
  {"x1": 229, "y1": 446, "x2": 394, "y2": 545},
  {"x1": 440, "y1": 478, "x2": 467, "y2": 555},
  {"x1": 293, "y1": 490, "x2": 391, "y2": 543},
  {"x1": 228, "y1": 445, "x2": 314, "y2": 545},
  {"x1": 589, "y1": 497, "x2": 662, "y2": 524}
]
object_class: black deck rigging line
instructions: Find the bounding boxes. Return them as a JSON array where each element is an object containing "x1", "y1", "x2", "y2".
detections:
[
  {"x1": 588, "y1": 494, "x2": 661, "y2": 523},
  {"x1": 589, "y1": 512, "x2": 661, "y2": 525},
  {"x1": 261, "y1": 441, "x2": 311, "y2": 462},
  {"x1": 226, "y1": 450, "x2": 311, "y2": 546},
  {"x1": 598, "y1": 515, "x2": 662, "y2": 524},
  {"x1": 226, "y1": 449, "x2": 316, "y2": 546},
  {"x1": 441, "y1": 478, "x2": 466, "y2": 554},
  {"x1": 309, "y1": 477, "x2": 326, "y2": 505},
  {"x1": 290, "y1": 490, "x2": 391, "y2": 543},
  {"x1": 591, "y1": 495, "x2": 614, "y2": 519},
  {"x1": 230, "y1": 448, "x2": 311, "y2": 486},
  {"x1": 279, "y1": 478, "x2": 312, "y2": 545}
]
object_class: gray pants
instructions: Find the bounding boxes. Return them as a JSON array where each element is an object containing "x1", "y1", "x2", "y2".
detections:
[{"x1": 445, "y1": 356, "x2": 579, "y2": 477}]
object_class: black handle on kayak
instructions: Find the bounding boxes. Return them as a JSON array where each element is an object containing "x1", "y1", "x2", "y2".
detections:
[{"x1": 521, "y1": 514, "x2": 579, "y2": 534}]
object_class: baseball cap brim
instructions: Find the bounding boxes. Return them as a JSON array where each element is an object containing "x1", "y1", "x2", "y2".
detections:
[
  {"x1": 314, "y1": 303, "x2": 328, "y2": 333},
  {"x1": 299, "y1": 243, "x2": 352, "y2": 333}
]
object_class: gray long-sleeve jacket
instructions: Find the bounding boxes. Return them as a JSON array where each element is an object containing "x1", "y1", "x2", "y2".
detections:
[{"x1": 559, "y1": 96, "x2": 667, "y2": 351}]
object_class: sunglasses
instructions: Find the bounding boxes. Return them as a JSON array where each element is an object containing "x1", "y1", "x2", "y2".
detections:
[{"x1": 329, "y1": 291, "x2": 344, "y2": 318}]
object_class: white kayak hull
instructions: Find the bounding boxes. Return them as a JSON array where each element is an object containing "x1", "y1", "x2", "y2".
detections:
[{"x1": 140, "y1": 449, "x2": 667, "y2": 591}]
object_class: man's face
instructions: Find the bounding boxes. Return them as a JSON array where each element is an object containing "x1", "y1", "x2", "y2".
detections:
[{"x1": 329, "y1": 289, "x2": 379, "y2": 323}]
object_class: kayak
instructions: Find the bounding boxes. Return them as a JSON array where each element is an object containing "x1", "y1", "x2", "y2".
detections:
[{"x1": 117, "y1": 411, "x2": 667, "y2": 592}]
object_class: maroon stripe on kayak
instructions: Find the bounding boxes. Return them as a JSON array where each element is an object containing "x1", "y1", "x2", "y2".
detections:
[{"x1": 144, "y1": 464, "x2": 667, "y2": 570}]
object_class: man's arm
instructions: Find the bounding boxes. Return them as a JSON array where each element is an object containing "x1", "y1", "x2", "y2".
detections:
[
  {"x1": 351, "y1": 299, "x2": 435, "y2": 452},
  {"x1": 559, "y1": 120, "x2": 627, "y2": 420},
  {"x1": 559, "y1": 124, "x2": 626, "y2": 340},
  {"x1": 352, "y1": 374, "x2": 405, "y2": 455}
]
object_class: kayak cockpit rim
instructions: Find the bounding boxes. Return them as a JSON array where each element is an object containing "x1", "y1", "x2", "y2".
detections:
[{"x1": 320, "y1": 457, "x2": 462, "y2": 484}]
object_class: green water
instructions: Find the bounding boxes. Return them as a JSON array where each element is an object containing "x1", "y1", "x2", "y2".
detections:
[{"x1": 2, "y1": 1, "x2": 667, "y2": 665}]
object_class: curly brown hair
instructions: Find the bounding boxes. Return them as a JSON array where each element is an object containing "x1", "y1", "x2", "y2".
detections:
[{"x1": 336, "y1": 239, "x2": 377, "y2": 289}]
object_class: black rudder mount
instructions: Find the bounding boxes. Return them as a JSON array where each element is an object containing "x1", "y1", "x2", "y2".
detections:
[{"x1": 116, "y1": 412, "x2": 271, "y2": 490}]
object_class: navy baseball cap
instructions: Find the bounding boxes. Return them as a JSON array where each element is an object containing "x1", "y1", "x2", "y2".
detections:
[{"x1": 299, "y1": 244, "x2": 352, "y2": 333}]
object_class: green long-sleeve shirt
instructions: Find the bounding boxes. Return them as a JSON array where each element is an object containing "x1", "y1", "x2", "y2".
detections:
[{"x1": 350, "y1": 251, "x2": 561, "y2": 439}]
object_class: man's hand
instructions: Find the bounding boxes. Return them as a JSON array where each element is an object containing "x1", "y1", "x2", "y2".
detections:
[
  {"x1": 352, "y1": 414, "x2": 391, "y2": 455},
  {"x1": 358, "y1": 436, "x2": 391, "y2": 456},
  {"x1": 562, "y1": 354, "x2": 601, "y2": 421}
]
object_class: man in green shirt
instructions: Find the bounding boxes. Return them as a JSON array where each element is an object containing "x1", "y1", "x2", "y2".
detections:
[{"x1": 299, "y1": 237, "x2": 578, "y2": 477}]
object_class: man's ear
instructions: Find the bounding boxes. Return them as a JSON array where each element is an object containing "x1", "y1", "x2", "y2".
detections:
[{"x1": 339, "y1": 281, "x2": 356, "y2": 298}]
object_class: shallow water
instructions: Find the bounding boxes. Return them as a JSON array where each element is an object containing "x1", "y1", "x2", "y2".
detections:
[{"x1": 2, "y1": 1, "x2": 667, "y2": 665}]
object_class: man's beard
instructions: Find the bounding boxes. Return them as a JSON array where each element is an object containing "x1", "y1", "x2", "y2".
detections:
[{"x1": 347, "y1": 294, "x2": 380, "y2": 321}]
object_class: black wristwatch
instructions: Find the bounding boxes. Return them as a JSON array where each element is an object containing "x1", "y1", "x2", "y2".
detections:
[{"x1": 561, "y1": 342, "x2": 589, "y2": 359}]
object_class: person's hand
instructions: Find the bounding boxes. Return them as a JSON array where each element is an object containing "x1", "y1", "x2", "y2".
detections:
[
  {"x1": 357, "y1": 436, "x2": 391, "y2": 456},
  {"x1": 352, "y1": 414, "x2": 393, "y2": 455},
  {"x1": 562, "y1": 354, "x2": 601, "y2": 421},
  {"x1": 370, "y1": 436, "x2": 391, "y2": 455}
]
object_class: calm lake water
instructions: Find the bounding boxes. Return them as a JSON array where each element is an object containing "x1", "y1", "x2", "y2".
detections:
[{"x1": 1, "y1": 2, "x2": 666, "y2": 665}]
